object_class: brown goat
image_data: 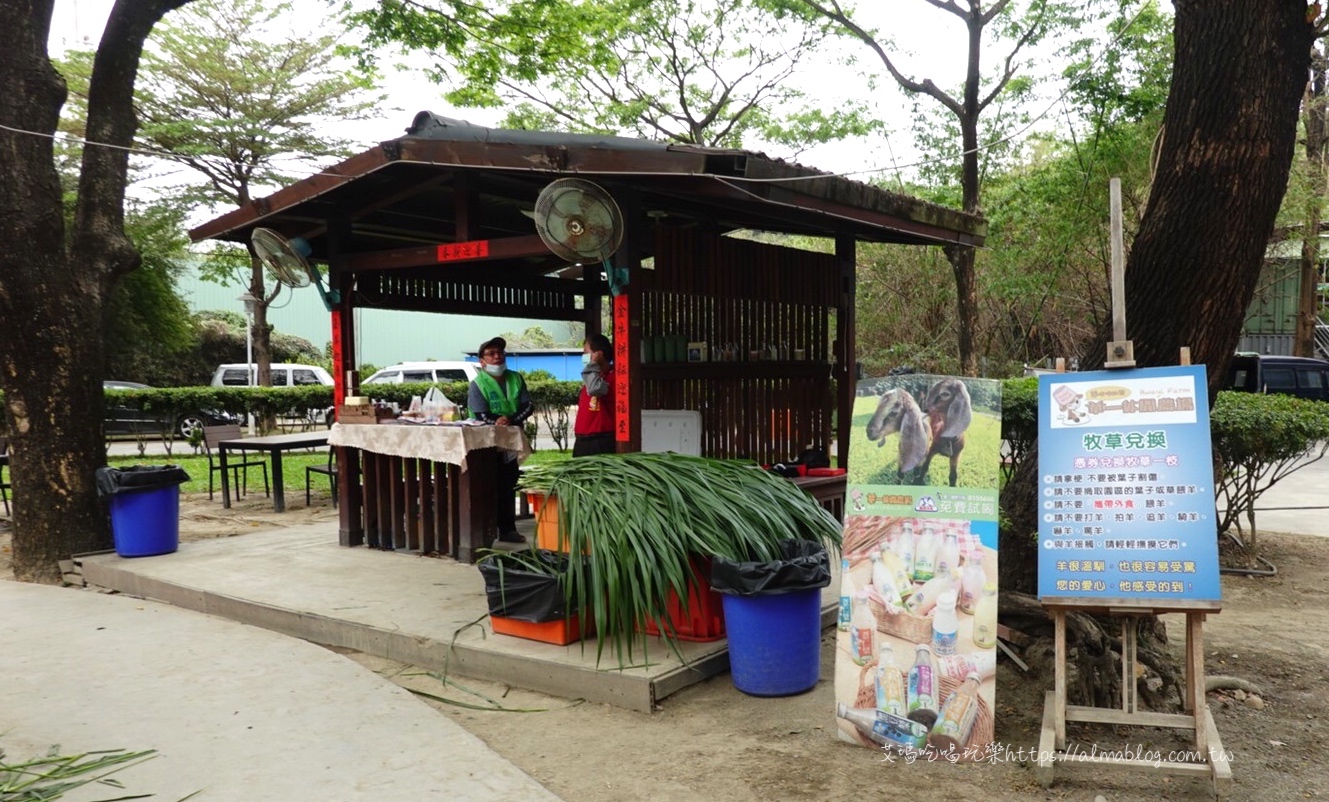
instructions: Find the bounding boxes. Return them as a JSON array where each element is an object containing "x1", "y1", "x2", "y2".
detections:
[
  {"x1": 919, "y1": 378, "x2": 973, "y2": 487},
  {"x1": 865, "y1": 388, "x2": 930, "y2": 484}
]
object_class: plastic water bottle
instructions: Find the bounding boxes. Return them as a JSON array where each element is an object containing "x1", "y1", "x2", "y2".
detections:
[
  {"x1": 932, "y1": 589, "x2": 959, "y2": 656},
  {"x1": 838, "y1": 557, "x2": 853, "y2": 632}
]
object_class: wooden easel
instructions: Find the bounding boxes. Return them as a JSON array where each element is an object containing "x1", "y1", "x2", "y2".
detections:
[{"x1": 1035, "y1": 179, "x2": 1231, "y2": 798}]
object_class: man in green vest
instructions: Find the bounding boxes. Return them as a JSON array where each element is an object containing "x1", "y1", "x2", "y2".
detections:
[{"x1": 467, "y1": 337, "x2": 534, "y2": 543}]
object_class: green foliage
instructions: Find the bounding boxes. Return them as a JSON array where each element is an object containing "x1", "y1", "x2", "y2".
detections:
[
  {"x1": 518, "y1": 452, "x2": 841, "y2": 665},
  {"x1": 1211, "y1": 392, "x2": 1329, "y2": 562},
  {"x1": 0, "y1": 742, "x2": 159, "y2": 800},
  {"x1": 349, "y1": 0, "x2": 873, "y2": 152},
  {"x1": 136, "y1": 0, "x2": 382, "y2": 209}
]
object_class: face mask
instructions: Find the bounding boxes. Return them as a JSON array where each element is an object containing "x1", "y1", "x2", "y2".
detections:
[
  {"x1": 581, "y1": 353, "x2": 593, "y2": 367},
  {"x1": 484, "y1": 363, "x2": 506, "y2": 377}
]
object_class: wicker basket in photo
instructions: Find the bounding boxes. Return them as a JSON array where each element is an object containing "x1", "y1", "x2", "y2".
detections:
[
  {"x1": 846, "y1": 661, "x2": 995, "y2": 756},
  {"x1": 868, "y1": 596, "x2": 933, "y2": 642}
]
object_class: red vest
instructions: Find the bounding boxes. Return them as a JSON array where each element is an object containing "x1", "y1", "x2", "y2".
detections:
[{"x1": 575, "y1": 367, "x2": 615, "y2": 436}]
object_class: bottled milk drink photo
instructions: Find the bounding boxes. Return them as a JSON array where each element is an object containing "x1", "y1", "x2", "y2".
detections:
[
  {"x1": 936, "y1": 530, "x2": 961, "y2": 576},
  {"x1": 874, "y1": 641, "x2": 907, "y2": 717},
  {"x1": 838, "y1": 557, "x2": 853, "y2": 632},
  {"x1": 931, "y1": 589, "x2": 959, "y2": 656},
  {"x1": 893, "y1": 520, "x2": 916, "y2": 578},
  {"x1": 913, "y1": 524, "x2": 939, "y2": 582},
  {"x1": 959, "y1": 550, "x2": 986, "y2": 615},
  {"x1": 928, "y1": 672, "x2": 982, "y2": 753},
  {"x1": 907, "y1": 643, "x2": 940, "y2": 727},
  {"x1": 850, "y1": 591, "x2": 875, "y2": 665}
]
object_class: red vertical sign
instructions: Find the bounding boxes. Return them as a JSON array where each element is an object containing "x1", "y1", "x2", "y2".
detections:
[
  {"x1": 330, "y1": 309, "x2": 345, "y2": 414},
  {"x1": 613, "y1": 294, "x2": 631, "y2": 443}
]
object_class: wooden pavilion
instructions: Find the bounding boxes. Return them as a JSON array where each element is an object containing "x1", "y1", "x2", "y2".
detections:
[{"x1": 191, "y1": 113, "x2": 986, "y2": 560}]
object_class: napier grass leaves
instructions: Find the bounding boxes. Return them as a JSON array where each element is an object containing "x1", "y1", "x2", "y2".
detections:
[{"x1": 538, "y1": 452, "x2": 841, "y2": 667}]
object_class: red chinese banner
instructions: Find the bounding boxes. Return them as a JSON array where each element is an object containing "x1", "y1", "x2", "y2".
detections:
[
  {"x1": 613, "y1": 294, "x2": 630, "y2": 442},
  {"x1": 436, "y1": 240, "x2": 490, "y2": 262}
]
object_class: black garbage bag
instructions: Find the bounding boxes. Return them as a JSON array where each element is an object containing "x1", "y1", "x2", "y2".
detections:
[
  {"x1": 95, "y1": 465, "x2": 191, "y2": 497},
  {"x1": 710, "y1": 538, "x2": 832, "y2": 596},
  {"x1": 478, "y1": 550, "x2": 577, "y2": 623}
]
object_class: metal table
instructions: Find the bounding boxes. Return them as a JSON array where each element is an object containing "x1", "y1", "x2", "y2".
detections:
[{"x1": 218, "y1": 430, "x2": 330, "y2": 513}]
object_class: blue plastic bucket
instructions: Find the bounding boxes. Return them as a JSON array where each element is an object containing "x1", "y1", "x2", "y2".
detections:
[
  {"x1": 721, "y1": 588, "x2": 822, "y2": 696},
  {"x1": 110, "y1": 485, "x2": 180, "y2": 558}
]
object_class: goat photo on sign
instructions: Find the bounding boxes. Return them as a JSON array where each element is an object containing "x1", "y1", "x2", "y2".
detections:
[{"x1": 852, "y1": 375, "x2": 999, "y2": 490}]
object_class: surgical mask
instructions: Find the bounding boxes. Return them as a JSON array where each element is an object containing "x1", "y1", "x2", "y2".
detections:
[
  {"x1": 484, "y1": 363, "x2": 506, "y2": 377},
  {"x1": 581, "y1": 353, "x2": 593, "y2": 367}
]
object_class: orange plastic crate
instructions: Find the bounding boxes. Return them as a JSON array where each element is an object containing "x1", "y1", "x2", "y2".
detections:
[
  {"x1": 641, "y1": 556, "x2": 726, "y2": 642},
  {"x1": 491, "y1": 613, "x2": 589, "y2": 645}
]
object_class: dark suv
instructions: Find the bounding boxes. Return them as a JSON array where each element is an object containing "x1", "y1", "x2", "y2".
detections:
[
  {"x1": 1224, "y1": 354, "x2": 1329, "y2": 402},
  {"x1": 104, "y1": 381, "x2": 239, "y2": 439}
]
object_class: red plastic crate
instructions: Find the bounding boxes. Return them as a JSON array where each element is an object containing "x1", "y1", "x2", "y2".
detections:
[
  {"x1": 491, "y1": 613, "x2": 589, "y2": 645},
  {"x1": 641, "y1": 556, "x2": 727, "y2": 642}
]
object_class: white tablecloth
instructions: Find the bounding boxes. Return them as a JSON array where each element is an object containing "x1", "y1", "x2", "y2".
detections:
[{"x1": 328, "y1": 422, "x2": 531, "y2": 468}]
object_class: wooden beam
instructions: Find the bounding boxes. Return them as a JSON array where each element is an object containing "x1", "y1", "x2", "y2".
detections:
[{"x1": 335, "y1": 233, "x2": 551, "y2": 272}]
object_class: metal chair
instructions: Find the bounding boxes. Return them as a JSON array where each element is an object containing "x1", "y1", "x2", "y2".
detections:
[
  {"x1": 202, "y1": 425, "x2": 269, "y2": 502},
  {"x1": 305, "y1": 447, "x2": 337, "y2": 507}
]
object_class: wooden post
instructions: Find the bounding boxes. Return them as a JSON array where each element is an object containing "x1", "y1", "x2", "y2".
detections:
[{"x1": 1106, "y1": 177, "x2": 1136, "y2": 368}]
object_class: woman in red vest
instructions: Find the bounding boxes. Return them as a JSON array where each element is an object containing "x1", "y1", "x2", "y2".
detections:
[{"x1": 573, "y1": 333, "x2": 616, "y2": 457}]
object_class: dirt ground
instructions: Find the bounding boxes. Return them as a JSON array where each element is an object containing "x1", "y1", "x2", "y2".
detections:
[{"x1": 1, "y1": 495, "x2": 1325, "y2": 801}]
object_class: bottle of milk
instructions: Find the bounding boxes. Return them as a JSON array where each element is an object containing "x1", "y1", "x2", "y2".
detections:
[
  {"x1": 936, "y1": 531, "x2": 961, "y2": 577},
  {"x1": 913, "y1": 524, "x2": 939, "y2": 582},
  {"x1": 931, "y1": 589, "x2": 960, "y2": 656},
  {"x1": 893, "y1": 521, "x2": 916, "y2": 579},
  {"x1": 838, "y1": 557, "x2": 853, "y2": 632},
  {"x1": 907, "y1": 643, "x2": 940, "y2": 728},
  {"x1": 960, "y1": 550, "x2": 986, "y2": 615},
  {"x1": 973, "y1": 582, "x2": 998, "y2": 649},
  {"x1": 850, "y1": 591, "x2": 875, "y2": 665}
]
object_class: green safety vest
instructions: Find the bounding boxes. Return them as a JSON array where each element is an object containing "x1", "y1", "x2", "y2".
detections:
[{"x1": 472, "y1": 370, "x2": 524, "y2": 418}]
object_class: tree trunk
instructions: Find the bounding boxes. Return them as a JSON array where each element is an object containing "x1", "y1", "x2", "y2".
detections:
[
  {"x1": 1298, "y1": 45, "x2": 1327, "y2": 358},
  {"x1": 1080, "y1": 1, "x2": 1314, "y2": 398},
  {"x1": 0, "y1": 1, "x2": 193, "y2": 582}
]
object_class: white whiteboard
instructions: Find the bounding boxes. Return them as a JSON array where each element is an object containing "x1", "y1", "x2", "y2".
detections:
[{"x1": 640, "y1": 410, "x2": 702, "y2": 456}]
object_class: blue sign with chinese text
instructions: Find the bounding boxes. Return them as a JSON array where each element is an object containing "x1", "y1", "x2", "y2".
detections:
[{"x1": 1037, "y1": 365, "x2": 1221, "y2": 602}]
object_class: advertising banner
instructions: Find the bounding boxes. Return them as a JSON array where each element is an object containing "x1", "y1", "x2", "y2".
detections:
[
  {"x1": 835, "y1": 374, "x2": 1002, "y2": 761},
  {"x1": 1036, "y1": 365, "x2": 1221, "y2": 602}
]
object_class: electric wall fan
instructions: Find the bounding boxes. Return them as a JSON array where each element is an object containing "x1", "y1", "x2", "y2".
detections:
[
  {"x1": 532, "y1": 178, "x2": 628, "y2": 294},
  {"x1": 250, "y1": 227, "x2": 341, "y2": 311}
]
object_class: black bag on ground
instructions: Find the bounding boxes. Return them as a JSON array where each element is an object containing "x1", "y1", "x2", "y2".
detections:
[
  {"x1": 710, "y1": 538, "x2": 832, "y2": 596},
  {"x1": 478, "y1": 550, "x2": 575, "y2": 622},
  {"x1": 95, "y1": 465, "x2": 191, "y2": 496}
]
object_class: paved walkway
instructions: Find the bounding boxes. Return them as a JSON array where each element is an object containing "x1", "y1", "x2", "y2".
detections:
[{"x1": 0, "y1": 581, "x2": 564, "y2": 802}]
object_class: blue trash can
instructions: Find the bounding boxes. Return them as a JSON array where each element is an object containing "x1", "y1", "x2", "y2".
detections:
[
  {"x1": 96, "y1": 465, "x2": 190, "y2": 558},
  {"x1": 721, "y1": 588, "x2": 823, "y2": 696},
  {"x1": 711, "y1": 539, "x2": 832, "y2": 697}
]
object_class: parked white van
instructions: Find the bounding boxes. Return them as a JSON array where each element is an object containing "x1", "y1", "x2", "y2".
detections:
[
  {"x1": 211, "y1": 363, "x2": 334, "y2": 388},
  {"x1": 363, "y1": 361, "x2": 479, "y2": 385}
]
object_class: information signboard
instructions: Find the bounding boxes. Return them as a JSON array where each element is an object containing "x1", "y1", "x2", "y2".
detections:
[{"x1": 1036, "y1": 365, "x2": 1221, "y2": 602}]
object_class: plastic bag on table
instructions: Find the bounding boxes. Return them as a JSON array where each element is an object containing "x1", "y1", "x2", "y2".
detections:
[{"x1": 422, "y1": 386, "x2": 458, "y2": 421}]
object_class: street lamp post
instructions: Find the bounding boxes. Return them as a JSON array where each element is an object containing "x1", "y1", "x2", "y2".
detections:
[{"x1": 238, "y1": 292, "x2": 258, "y2": 435}]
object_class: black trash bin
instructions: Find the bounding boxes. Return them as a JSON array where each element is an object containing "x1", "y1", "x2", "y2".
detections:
[
  {"x1": 95, "y1": 465, "x2": 190, "y2": 558},
  {"x1": 711, "y1": 539, "x2": 832, "y2": 696}
]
